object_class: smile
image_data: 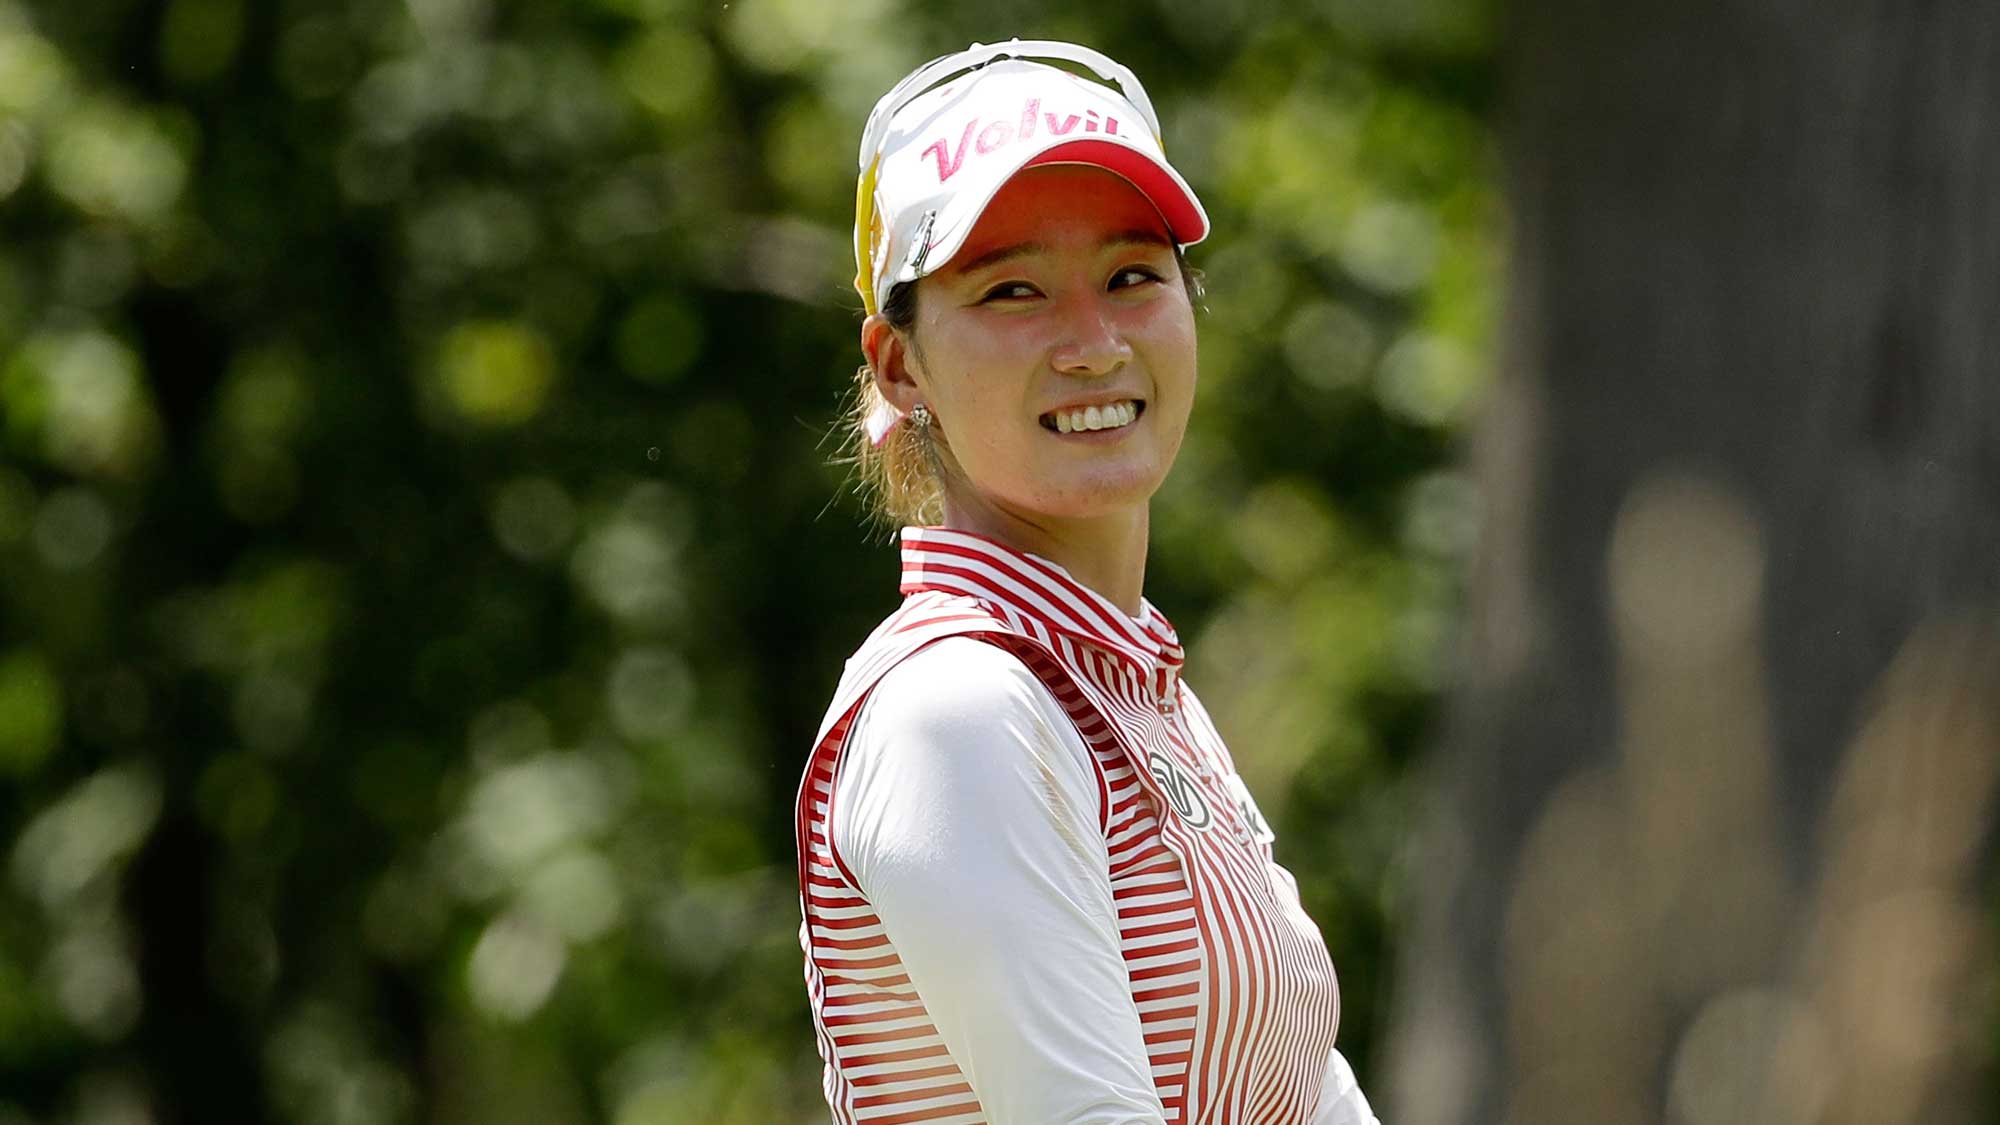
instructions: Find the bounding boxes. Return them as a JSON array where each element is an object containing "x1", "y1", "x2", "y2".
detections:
[{"x1": 1040, "y1": 399, "x2": 1145, "y2": 434}]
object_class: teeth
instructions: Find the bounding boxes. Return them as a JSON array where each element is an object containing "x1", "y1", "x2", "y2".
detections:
[{"x1": 1051, "y1": 400, "x2": 1138, "y2": 433}]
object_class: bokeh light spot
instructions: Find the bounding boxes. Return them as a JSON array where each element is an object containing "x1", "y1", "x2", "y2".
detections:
[
  {"x1": 12, "y1": 767, "x2": 162, "y2": 908},
  {"x1": 614, "y1": 296, "x2": 701, "y2": 385},
  {"x1": 265, "y1": 1004, "x2": 417, "y2": 1125},
  {"x1": 0, "y1": 649, "x2": 62, "y2": 776},
  {"x1": 232, "y1": 669, "x2": 314, "y2": 755},
  {"x1": 54, "y1": 227, "x2": 138, "y2": 308},
  {"x1": 489, "y1": 476, "x2": 577, "y2": 562},
  {"x1": 0, "y1": 120, "x2": 31, "y2": 200},
  {"x1": 607, "y1": 645, "x2": 693, "y2": 741},
  {"x1": 219, "y1": 345, "x2": 312, "y2": 445},
  {"x1": 1400, "y1": 471, "x2": 1480, "y2": 559},
  {"x1": 722, "y1": 0, "x2": 853, "y2": 75},
  {"x1": 4, "y1": 330, "x2": 162, "y2": 479},
  {"x1": 1283, "y1": 300, "x2": 1377, "y2": 391},
  {"x1": 44, "y1": 100, "x2": 190, "y2": 225},
  {"x1": 407, "y1": 188, "x2": 541, "y2": 278},
  {"x1": 48, "y1": 929, "x2": 141, "y2": 1040},
  {"x1": 570, "y1": 483, "x2": 688, "y2": 627},
  {"x1": 763, "y1": 95, "x2": 846, "y2": 203},
  {"x1": 614, "y1": 29, "x2": 714, "y2": 120},
  {"x1": 0, "y1": 28, "x2": 70, "y2": 116},
  {"x1": 1375, "y1": 330, "x2": 1477, "y2": 426},
  {"x1": 466, "y1": 912, "x2": 565, "y2": 1020},
  {"x1": 1232, "y1": 479, "x2": 1344, "y2": 586},
  {"x1": 463, "y1": 753, "x2": 613, "y2": 877},
  {"x1": 33, "y1": 487, "x2": 115, "y2": 571},
  {"x1": 1608, "y1": 473, "x2": 1766, "y2": 665},
  {"x1": 1341, "y1": 199, "x2": 1440, "y2": 294},
  {"x1": 519, "y1": 849, "x2": 624, "y2": 942},
  {"x1": 432, "y1": 320, "x2": 557, "y2": 428}
]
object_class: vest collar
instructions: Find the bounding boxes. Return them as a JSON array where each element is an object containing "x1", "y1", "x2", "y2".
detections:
[{"x1": 898, "y1": 526, "x2": 1185, "y2": 678}]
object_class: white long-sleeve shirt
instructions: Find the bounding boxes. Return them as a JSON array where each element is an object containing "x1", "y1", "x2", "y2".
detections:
[
  {"x1": 837, "y1": 637, "x2": 1380, "y2": 1124},
  {"x1": 798, "y1": 527, "x2": 1380, "y2": 1124}
]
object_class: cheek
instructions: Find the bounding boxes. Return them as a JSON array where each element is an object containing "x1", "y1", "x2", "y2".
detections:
[
  {"x1": 916, "y1": 330, "x2": 1035, "y2": 419},
  {"x1": 914, "y1": 354, "x2": 1026, "y2": 461},
  {"x1": 1139, "y1": 308, "x2": 1199, "y2": 397}
]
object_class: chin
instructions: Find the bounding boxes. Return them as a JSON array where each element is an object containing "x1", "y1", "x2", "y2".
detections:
[{"x1": 1025, "y1": 470, "x2": 1166, "y2": 519}]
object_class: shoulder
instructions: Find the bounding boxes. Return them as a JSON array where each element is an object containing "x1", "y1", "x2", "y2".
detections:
[
  {"x1": 849, "y1": 591, "x2": 1009, "y2": 662},
  {"x1": 815, "y1": 589, "x2": 1017, "y2": 743},
  {"x1": 834, "y1": 636, "x2": 1108, "y2": 881},
  {"x1": 858, "y1": 635, "x2": 1070, "y2": 749}
]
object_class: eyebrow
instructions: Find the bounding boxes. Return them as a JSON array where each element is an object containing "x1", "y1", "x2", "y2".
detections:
[{"x1": 948, "y1": 228, "x2": 1174, "y2": 278}]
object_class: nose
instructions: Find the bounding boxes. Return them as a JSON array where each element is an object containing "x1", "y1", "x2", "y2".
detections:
[{"x1": 1047, "y1": 292, "x2": 1132, "y2": 376}]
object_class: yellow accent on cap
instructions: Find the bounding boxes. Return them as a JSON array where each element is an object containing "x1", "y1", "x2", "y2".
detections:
[{"x1": 853, "y1": 157, "x2": 881, "y2": 314}]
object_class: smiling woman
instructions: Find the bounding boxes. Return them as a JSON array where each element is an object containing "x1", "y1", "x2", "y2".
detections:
[
  {"x1": 864, "y1": 165, "x2": 1197, "y2": 559},
  {"x1": 800, "y1": 40, "x2": 1381, "y2": 1125}
]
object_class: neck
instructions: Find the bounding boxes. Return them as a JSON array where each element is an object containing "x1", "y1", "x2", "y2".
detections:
[{"x1": 939, "y1": 494, "x2": 1151, "y2": 617}]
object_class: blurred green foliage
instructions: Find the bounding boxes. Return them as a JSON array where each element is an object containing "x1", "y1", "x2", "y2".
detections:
[{"x1": 0, "y1": 0, "x2": 1494, "y2": 1120}]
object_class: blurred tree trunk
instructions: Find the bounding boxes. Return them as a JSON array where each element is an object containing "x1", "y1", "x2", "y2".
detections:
[{"x1": 1387, "y1": 2, "x2": 2000, "y2": 1123}]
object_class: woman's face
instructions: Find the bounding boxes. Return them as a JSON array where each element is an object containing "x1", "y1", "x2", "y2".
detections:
[{"x1": 868, "y1": 165, "x2": 1198, "y2": 527}]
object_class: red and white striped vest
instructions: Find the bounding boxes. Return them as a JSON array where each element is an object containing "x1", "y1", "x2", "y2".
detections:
[{"x1": 797, "y1": 527, "x2": 1339, "y2": 1123}]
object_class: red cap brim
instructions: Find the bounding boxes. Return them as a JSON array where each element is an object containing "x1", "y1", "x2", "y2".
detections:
[{"x1": 1024, "y1": 139, "x2": 1208, "y2": 245}]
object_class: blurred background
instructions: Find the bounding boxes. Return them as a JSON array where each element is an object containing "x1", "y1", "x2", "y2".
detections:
[{"x1": 0, "y1": 0, "x2": 1992, "y2": 1122}]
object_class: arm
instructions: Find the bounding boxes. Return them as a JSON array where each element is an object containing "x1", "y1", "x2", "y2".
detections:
[{"x1": 833, "y1": 637, "x2": 1168, "y2": 1125}]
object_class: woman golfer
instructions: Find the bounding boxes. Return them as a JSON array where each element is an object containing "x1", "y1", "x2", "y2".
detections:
[{"x1": 797, "y1": 40, "x2": 1381, "y2": 1124}]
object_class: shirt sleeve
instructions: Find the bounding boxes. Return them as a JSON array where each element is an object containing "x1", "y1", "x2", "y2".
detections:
[
  {"x1": 832, "y1": 637, "x2": 1169, "y2": 1125},
  {"x1": 1312, "y1": 1047, "x2": 1381, "y2": 1125}
]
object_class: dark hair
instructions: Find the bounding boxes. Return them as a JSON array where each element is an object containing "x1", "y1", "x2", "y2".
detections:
[{"x1": 839, "y1": 250, "x2": 1205, "y2": 528}]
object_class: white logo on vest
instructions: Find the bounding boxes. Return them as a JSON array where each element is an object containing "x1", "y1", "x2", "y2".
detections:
[{"x1": 1145, "y1": 750, "x2": 1211, "y2": 830}]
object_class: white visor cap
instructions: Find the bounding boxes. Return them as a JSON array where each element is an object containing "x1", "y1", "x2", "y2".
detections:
[{"x1": 861, "y1": 53, "x2": 1209, "y2": 315}]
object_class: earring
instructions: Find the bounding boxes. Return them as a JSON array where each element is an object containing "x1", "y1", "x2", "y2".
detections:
[{"x1": 907, "y1": 403, "x2": 933, "y2": 429}]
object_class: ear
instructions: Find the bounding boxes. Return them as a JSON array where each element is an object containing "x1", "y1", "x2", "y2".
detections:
[{"x1": 861, "y1": 313, "x2": 926, "y2": 414}]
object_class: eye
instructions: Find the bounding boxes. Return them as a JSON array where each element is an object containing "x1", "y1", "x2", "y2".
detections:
[
  {"x1": 1109, "y1": 265, "x2": 1166, "y2": 290},
  {"x1": 979, "y1": 281, "x2": 1042, "y2": 303}
]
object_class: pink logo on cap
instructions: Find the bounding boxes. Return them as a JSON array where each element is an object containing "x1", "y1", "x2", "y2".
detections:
[{"x1": 920, "y1": 98, "x2": 1124, "y2": 182}]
